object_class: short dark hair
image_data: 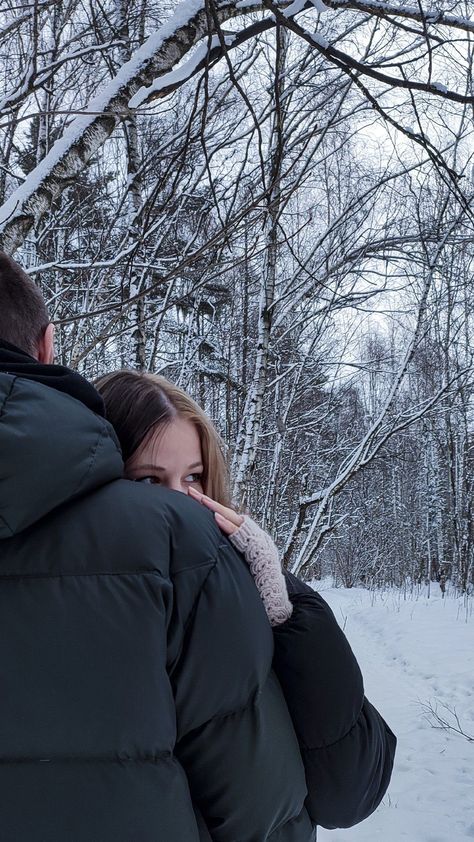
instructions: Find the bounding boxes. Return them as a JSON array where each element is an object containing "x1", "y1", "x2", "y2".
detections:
[{"x1": 0, "y1": 251, "x2": 49, "y2": 356}]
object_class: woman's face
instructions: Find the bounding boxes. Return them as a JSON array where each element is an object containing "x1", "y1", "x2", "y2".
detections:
[{"x1": 125, "y1": 417, "x2": 204, "y2": 495}]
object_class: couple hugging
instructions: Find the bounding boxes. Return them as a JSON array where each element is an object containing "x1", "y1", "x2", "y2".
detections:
[{"x1": 0, "y1": 251, "x2": 396, "y2": 842}]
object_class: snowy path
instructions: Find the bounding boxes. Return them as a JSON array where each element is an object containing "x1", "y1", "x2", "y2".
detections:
[{"x1": 313, "y1": 583, "x2": 474, "y2": 842}]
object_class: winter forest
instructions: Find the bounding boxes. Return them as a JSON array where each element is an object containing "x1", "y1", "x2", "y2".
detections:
[{"x1": 1, "y1": 0, "x2": 474, "y2": 593}]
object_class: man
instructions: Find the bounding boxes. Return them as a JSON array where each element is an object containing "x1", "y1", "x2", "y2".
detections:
[{"x1": 0, "y1": 251, "x2": 395, "y2": 840}]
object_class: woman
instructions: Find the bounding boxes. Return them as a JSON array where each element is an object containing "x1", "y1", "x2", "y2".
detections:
[
  {"x1": 96, "y1": 369, "x2": 396, "y2": 836},
  {"x1": 96, "y1": 370, "x2": 293, "y2": 627}
]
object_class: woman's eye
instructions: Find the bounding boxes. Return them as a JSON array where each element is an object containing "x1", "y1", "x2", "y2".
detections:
[
  {"x1": 185, "y1": 473, "x2": 202, "y2": 483},
  {"x1": 137, "y1": 476, "x2": 160, "y2": 485}
]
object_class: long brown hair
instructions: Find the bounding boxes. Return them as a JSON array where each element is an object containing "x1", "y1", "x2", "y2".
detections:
[{"x1": 95, "y1": 370, "x2": 231, "y2": 506}]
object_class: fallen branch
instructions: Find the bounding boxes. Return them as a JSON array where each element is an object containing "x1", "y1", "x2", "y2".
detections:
[{"x1": 421, "y1": 699, "x2": 474, "y2": 743}]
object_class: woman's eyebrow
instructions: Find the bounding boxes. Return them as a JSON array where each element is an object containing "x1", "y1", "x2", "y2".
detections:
[
  {"x1": 130, "y1": 462, "x2": 203, "y2": 472},
  {"x1": 130, "y1": 463, "x2": 165, "y2": 472}
]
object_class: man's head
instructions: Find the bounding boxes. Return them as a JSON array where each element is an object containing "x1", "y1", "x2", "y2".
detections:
[{"x1": 0, "y1": 251, "x2": 54, "y2": 363}]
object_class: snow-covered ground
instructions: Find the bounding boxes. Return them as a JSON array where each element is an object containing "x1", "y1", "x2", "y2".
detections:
[{"x1": 313, "y1": 581, "x2": 474, "y2": 842}]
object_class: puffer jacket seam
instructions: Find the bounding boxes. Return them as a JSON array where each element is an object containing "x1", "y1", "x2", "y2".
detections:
[
  {"x1": 185, "y1": 686, "x2": 264, "y2": 736},
  {"x1": 171, "y1": 554, "x2": 226, "y2": 576},
  {"x1": 176, "y1": 685, "x2": 270, "y2": 748},
  {"x1": 0, "y1": 570, "x2": 168, "y2": 580},
  {"x1": 0, "y1": 373, "x2": 15, "y2": 420},
  {"x1": 179, "y1": 538, "x2": 257, "y2": 634},
  {"x1": 169, "y1": 533, "x2": 229, "y2": 579},
  {"x1": 0, "y1": 513, "x2": 13, "y2": 537},
  {"x1": 268, "y1": 810, "x2": 316, "y2": 838},
  {"x1": 299, "y1": 699, "x2": 365, "y2": 752},
  {"x1": 168, "y1": 553, "x2": 233, "y2": 681},
  {"x1": 0, "y1": 376, "x2": 17, "y2": 536},
  {"x1": 0, "y1": 753, "x2": 175, "y2": 764},
  {"x1": 179, "y1": 552, "x2": 272, "y2": 731},
  {"x1": 181, "y1": 557, "x2": 219, "y2": 633},
  {"x1": 177, "y1": 553, "x2": 271, "y2": 733},
  {"x1": 69, "y1": 422, "x2": 109, "y2": 500}
]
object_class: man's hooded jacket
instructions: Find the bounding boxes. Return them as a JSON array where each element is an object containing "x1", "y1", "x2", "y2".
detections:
[{"x1": 0, "y1": 341, "x2": 396, "y2": 841}]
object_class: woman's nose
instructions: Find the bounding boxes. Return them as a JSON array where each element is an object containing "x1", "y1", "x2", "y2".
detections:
[{"x1": 168, "y1": 478, "x2": 186, "y2": 494}]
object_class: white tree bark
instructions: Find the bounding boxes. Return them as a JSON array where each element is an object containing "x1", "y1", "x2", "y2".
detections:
[
  {"x1": 232, "y1": 24, "x2": 288, "y2": 505},
  {"x1": 0, "y1": 0, "x2": 286, "y2": 254},
  {"x1": 2, "y1": 0, "x2": 474, "y2": 254}
]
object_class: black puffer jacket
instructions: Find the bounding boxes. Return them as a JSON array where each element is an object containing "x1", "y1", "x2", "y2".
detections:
[
  {"x1": 276, "y1": 573, "x2": 396, "y2": 829},
  {"x1": 0, "y1": 346, "x2": 395, "y2": 840}
]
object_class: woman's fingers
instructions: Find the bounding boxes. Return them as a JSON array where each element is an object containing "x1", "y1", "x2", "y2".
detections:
[
  {"x1": 205, "y1": 499, "x2": 244, "y2": 528},
  {"x1": 188, "y1": 486, "x2": 244, "y2": 528},
  {"x1": 214, "y1": 511, "x2": 239, "y2": 535}
]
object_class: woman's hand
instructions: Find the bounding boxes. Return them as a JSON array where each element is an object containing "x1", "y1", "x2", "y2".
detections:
[
  {"x1": 188, "y1": 486, "x2": 244, "y2": 535},
  {"x1": 189, "y1": 487, "x2": 292, "y2": 625}
]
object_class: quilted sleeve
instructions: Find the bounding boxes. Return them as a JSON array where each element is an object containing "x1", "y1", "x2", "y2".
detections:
[
  {"x1": 272, "y1": 573, "x2": 396, "y2": 829},
  {"x1": 170, "y1": 540, "x2": 313, "y2": 841}
]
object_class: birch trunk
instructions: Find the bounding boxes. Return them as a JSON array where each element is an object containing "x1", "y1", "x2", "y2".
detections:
[
  {"x1": 232, "y1": 25, "x2": 288, "y2": 506},
  {"x1": 116, "y1": 0, "x2": 147, "y2": 369}
]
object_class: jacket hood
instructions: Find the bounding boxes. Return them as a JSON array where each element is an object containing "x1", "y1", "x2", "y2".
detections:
[
  {"x1": 0, "y1": 344, "x2": 123, "y2": 538},
  {"x1": 0, "y1": 339, "x2": 106, "y2": 416}
]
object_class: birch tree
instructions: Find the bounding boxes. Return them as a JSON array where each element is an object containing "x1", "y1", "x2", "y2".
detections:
[{"x1": 1, "y1": 0, "x2": 474, "y2": 588}]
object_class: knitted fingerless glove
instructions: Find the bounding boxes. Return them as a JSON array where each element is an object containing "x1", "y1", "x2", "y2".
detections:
[{"x1": 229, "y1": 516, "x2": 293, "y2": 626}]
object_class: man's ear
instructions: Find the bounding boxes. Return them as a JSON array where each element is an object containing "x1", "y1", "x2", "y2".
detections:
[{"x1": 37, "y1": 322, "x2": 55, "y2": 364}]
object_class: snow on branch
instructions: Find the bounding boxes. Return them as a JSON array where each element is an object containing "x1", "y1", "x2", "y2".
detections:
[
  {"x1": 318, "y1": 0, "x2": 474, "y2": 35},
  {"x1": 265, "y1": 0, "x2": 474, "y2": 106},
  {"x1": 128, "y1": 33, "x2": 236, "y2": 108},
  {"x1": 0, "y1": 0, "x2": 292, "y2": 255},
  {"x1": 0, "y1": 42, "x2": 124, "y2": 117},
  {"x1": 1, "y1": 0, "x2": 473, "y2": 254},
  {"x1": 284, "y1": 204, "x2": 474, "y2": 575},
  {"x1": 0, "y1": 1, "x2": 52, "y2": 44},
  {"x1": 127, "y1": 14, "x2": 283, "y2": 109}
]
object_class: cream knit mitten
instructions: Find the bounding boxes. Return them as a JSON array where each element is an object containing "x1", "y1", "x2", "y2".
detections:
[{"x1": 229, "y1": 516, "x2": 293, "y2": 626}]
